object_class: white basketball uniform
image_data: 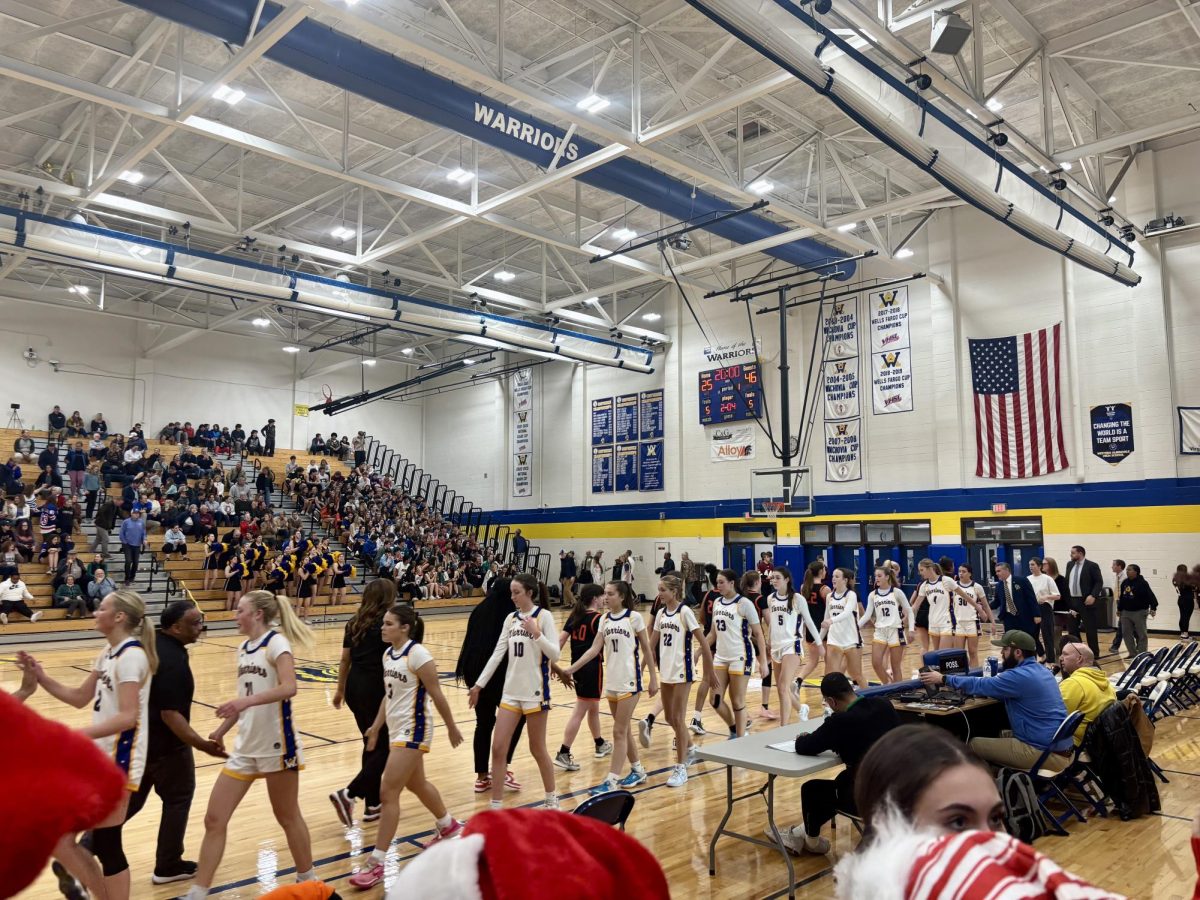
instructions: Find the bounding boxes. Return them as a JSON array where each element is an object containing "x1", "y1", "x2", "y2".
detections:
[
  {"x1": 767, "y1": 591, "x2": 822, "y2": 663},
  {"x1": 93, "y1": 638, "x2": 150, "y2": 790},
  {"x1": 477, "y1": 606, "x2": 559, "y2": 714},
  {"x1": 954, "y1": 581, "x2": 987, "y2": 636},
  {"x1": 711, "y1": 595, "x2": 760, "y2": 674},
  {"x1": 224, "y1": 630, "x2": 304, "y2": 780},
  {"x1": 918, "y1": 576, "x2": 957, "y2": 636},
  {"x1": 384, "y1": 640, "x2": 435, "y2": 752},
  {"x1": 860, "y1": 588, "x2": 913, "y2": 648},
  {"x1": 825, "y1": 590, "x2": 862, "y2": 649},
  {"x1": 654, "y1": 604, "x2": 700, "y2": 684},
  {"x1": 599, "y1": 608, "x2": 646, "y2": 698}
]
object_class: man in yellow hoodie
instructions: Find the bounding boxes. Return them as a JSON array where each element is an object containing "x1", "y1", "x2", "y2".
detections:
[{"x1": 1058, "y1": 641, "x2": 1117, "y2": 745}]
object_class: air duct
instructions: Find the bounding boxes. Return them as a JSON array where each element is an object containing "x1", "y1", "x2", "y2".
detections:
[
  {"x1": 0, "y1": 207, "x2": 656, "y2": 373},
  {"x1": 682, "y1": 0, "x2": 1140, "y2": 287},
  {"x1": 117, "y1": 0, "x2": 855, "y2": 279}
]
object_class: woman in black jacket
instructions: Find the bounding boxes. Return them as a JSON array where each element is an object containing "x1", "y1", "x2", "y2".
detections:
[
  {"x1": 329, "y1": 578, "x2": 396, "y2": 826},
  {"x1": 456, "y1": 577, "x2": 525, "y2": 794}
]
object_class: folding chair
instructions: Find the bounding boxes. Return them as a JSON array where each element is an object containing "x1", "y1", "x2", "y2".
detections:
[
  {"x1": 1059, "y1": 718, "x2": 1109, "y2": 820},
  {"x1": 1027, "y1": 711, "x2": 1086, "y2": 834},
  {"x1": 1108, "y1": 651, "x2": 1154, "y2": 693},
  {"x1": 574, "y1": 789, "x2": 635, "y2": 831}
]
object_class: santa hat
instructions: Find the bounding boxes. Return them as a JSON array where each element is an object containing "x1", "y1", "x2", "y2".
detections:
[
  {"x1": 385, "y1": 809, "x2": 669, "y2": 900},
  {"x1": 0, "y1": 690, "x2": 126, "y2": 897},
  {"x1": 834, "y1": 808, "x2": 1125, "y2": 900}
]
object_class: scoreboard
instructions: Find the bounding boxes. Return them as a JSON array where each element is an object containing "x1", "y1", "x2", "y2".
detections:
[{"x1": 699, "y1": 362, "x2": 762, "y2": 425}]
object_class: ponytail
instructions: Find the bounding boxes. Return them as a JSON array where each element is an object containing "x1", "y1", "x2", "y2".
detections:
[
  {"x1": 566, "y1": 582, "x2": 603, "y2": 631},
  {"x1": 658, "y1": 575, "x2": 683, "y2": 605},
  {"x1": 607, "y1": 579, "x2": 636, "y2": 610},
  {"x1": 391, "y1": 603, "x2": 425, "y2": 643},
  {"x1": 242, "y1": 589, "x2": 315, "y2": 652},
  {"x1": 800, "y1": 560, "x2": 826, "y2": 602},
  {"x1": 774, "y1": 566, "x2": 796, "y2": 612},
  {"x1": 110, "y1": 589, "x2": 158, "y2": 674}
]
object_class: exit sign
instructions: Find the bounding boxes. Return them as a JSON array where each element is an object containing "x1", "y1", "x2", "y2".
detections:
[{"x1": 991, "y1": 503, "x2": 1007, "y2": 513}]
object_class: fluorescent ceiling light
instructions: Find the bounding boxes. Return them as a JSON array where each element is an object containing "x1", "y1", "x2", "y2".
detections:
[
  {"x1": 361, "y1": 358, "x2": 376, "y2": 366},
  {"x1": 462, "y1": 357, "x2": 476, "y2": 365},
  {"x1": 837, "y1": 222, "x2": 858, "y2": 233},
  {"x1": 642, "y1": 312, "x2": 662, "y2": 322},
  {"x1": 965, "y1": 108, "x2": 978, "y2": 119},
  {"x1": 68, "y1": 285, "x2": 89, "y2": 295},
  {"x1": 1108, "y1": 195, "x2": 1117, "y2": 202},
  {"x1": 401, "y1": 348, "x2": 415, "y2": 356},
  {"x1": 330, "y1": 226, "x2": 355, "y2": 240},
  {"x1": 282, "y1": 346, "x2": 301, "y2": 353},
  {"x1": 446, "y1": 167, "x2": 474, "y2": 184},
  {"x1": 1038, "y1": 165, "x2": 1049, "y2": 173},
  {"x1": 1061, "y1": 161, "x2": 1073, "y2": 171},
  {"x1": 612, "y1": 227, "x2": 637, "y2": 241},
  {"x1": 213, "y1": 84, "x2": 245, "y2": 105},
  {"x1": 118, "y1": 170, "x2": 143, "y2": 185},
  {"x1": 985, "y1": 98, "x2": 1003, "y2": 113},
  {"x1": 493, "y1": 270, "x2": 516, "y2": 282},
  {"x1": 748, "y1": 179, "x2": 774, "y2": 195},
  {"x1": 252, "y1": 317, "x2": 270, "y2": 328},
  {"x1": 576, "y1": 94, "x2": 610, "y2": 113},
  {"x1": 894, "y1": 248, "x2": 915, "y2": 259}
]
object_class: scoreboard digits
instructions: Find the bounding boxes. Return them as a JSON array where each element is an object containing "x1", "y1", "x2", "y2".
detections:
[{"x1": 698, "y1": 362, "x2": 763, "y2": 425}]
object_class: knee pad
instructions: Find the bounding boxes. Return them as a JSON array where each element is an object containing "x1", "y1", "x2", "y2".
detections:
[{"x1": 92, "y1": 825, "x2": 128, "y2": 877}]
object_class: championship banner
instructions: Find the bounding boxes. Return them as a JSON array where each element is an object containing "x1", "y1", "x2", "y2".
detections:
[
  {"x1": 1180, "y1": 407, "x2": 1200, "y2": 455},
  {"x1": 1089, "y1": 403, "x2": 1134, "y2": 465},
  {"x1": 590, "y1": 397, "x2": 613, "y2": 445},
  {"x1": 512, "y1": 454, "x2": 532, "y2": 497},
  {"x1": 871, "y1": 349, "x2": 914, "y2": 414},
  {"x1": 869, "y1": 285, "x2": 911, "y2": 353},
  {"x1": 638, "y1": 389, "x2": 664, "y2": 440},
  {"x1": 615, "y1": 442, "x2": 639, "y2": 492},
  {"x1": 512, "y1": 368, "x2": 534, "y2": 497},
  {"x1": 709, "y1": 425, "x2": 756, "y2": 461},
  {"x1": 821, "y1": 297, "x2": 859, "y2": 360},
  {"x1": 823, "y1": 359, "x2": 860, "y2": 420},
  {"x1": 615, "y1": 394, "x2": 639, "y2": 442},
  {"x1": 824, "y1": 420, "x2": 862, "y2": 482},
  {"x1": 591, "y1": 446, "x2": 614, "y2": 492},
  {"x1": 512, "y1": 409, "x2": 532, "y2": 454}
]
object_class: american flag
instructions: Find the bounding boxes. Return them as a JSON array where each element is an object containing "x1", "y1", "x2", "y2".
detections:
[{"x1": 968, "y1": 324, "x2": 1068, "y2": 479}]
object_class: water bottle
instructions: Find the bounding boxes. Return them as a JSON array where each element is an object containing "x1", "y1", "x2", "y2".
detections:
[
  {"x1": 986, "y1": 656, "x2": 999, "y2": 677},
  {"x1": 798, "y1": 704, "x2": 810, "y2": 721}
]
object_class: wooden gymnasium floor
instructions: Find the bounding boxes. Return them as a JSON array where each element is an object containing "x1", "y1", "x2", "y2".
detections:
[{"x1": 9, "y1": 615, "x2": 1197, "y2": 899}]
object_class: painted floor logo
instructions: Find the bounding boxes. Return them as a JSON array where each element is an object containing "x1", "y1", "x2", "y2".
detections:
[{"x1": 295, "y1": 663, "x2": 340, "y2": 684}]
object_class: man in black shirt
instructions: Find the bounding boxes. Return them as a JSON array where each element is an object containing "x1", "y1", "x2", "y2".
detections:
[
  {"x1": 263, "y1": 418, "x2": 276, "y2": 457},
  {"x1": 125, "y1": 600, "x2": 227, "y2": 885},
  {"x1": 781, "y1": 673, "x2": 901, "y2": 855}
]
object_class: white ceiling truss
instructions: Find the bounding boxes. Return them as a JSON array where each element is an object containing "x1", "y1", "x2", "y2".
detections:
[{"x1": 0, "y1": 0, "x2": 1192, "y2": 368}]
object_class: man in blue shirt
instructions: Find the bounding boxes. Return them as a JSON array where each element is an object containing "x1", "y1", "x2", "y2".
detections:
[
  {"x1": 119, "y1": 507, "x2": 147, "y2": 586},
  {"x1": 920, "y1": 630, "x2": 1071, "y2": 772}
]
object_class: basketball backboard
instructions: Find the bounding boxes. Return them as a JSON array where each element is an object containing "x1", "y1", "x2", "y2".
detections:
[{"x1": 749, "y1": 466, "x2": 813, "y2": 517}]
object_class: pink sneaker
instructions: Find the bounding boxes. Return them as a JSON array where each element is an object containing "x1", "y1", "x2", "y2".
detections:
[
  {"x1": 423, "y1": 818, "x2": 465, "y2": 848},
  {"x1": 348, "y1": 862, "x2": 384, "y2": 890},
  {"x1": 504, "y1": 770, "x2": 522, "y2": 792}
]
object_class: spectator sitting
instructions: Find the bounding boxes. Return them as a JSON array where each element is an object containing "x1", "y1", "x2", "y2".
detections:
[
  {"x1": 2, "y1": 458, "x2": 23, "y2": 496},
  {"x1": 920, "y1": 630, "x2": 1072, "y2": 772},
  {"x1": 37, "y1": 442, "x2": 58, "y2": 473},
  {"x1": 1057, "y1": 641, "x2": 1117, "y2": 745},
  {"x1": 87, "y1": 567, "x2": 115, "y2": 606},
  {"x1": 309, "y1": 434, "x2": 326, "y2": 455},
  {"x1": 33, "y1": 465, "x2": 63, "y2": 498},
  {"x1": 54, "y1": 574, "x2": 89, "y2": 618},
  {"x1": 47, "y1": 405, "x2": 67, "y2": 442},
  {"x1": 161, "y1": 524, "x2": 189, "y2": 559},
  {"x1": 53, "y1": 549, "x2": 86, "y2": 591},
  {"x1": 123, "y1": 444, "x2": 144, "y2": 474},
  {"x1": 244, "y1": 429, "x2": 263, "y2": 455},
  {"x1": 231, "y1": 423, "x2": 245, "y2": 454},
  {"x1": 0, "y1": 571, "x2": 42, "y2": 624},
  {"x1": 157, "y1": 421, "x2": 177, "y2": 443},
  {"x1": 65, "y1": 410, "x2": 86, "y2": 437},
  {"x1": 12, "y1": 430, "x2": 35, "y2": 464},
  {"x1": 779, "y1": 672, "x2": 903, "y2": 855},
  {"x1": 88, "y1": 412, "x2": 107, "y2": 435},
  {"x1": 87, "y1": 432, "x2": 106, "y2": 460}
]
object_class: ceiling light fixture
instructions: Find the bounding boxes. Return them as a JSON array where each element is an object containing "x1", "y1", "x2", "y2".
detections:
[
  {"x1": 642, "y1": 312, "x2": 662, "y2": 321},
  {"x1": 68, "y1": 285, "x2": 89, "y2": 295},
  {"x1": 965, "y1": 108, "x2": 978, "y2": 119},
  {"x1": 613, "y1": 227, "x2": 637, "y2": 241},
  {"x1": 252, "y1": 317, "x2": 270, "y2": 328},
  {"x1": 362, "y1": 358, "x2": 376, "y2": 366},
  {"x1": 213, "y1": 84, "x2": 245, "y2": 105},
  {"x1": 118, "y1": 170, "x2": 144, "y2": 184},
  {"x1": 837, "y1": 222, "x2": 858, "y2": 232},
  {"x1": 1109, "y1": 195, "x2": 1117, "y2": 203},
  {"x1": 330, "y1": 226, "x2": 355, "y2": 240},
  {"x1": 1061, "y1": 161, "x2": 1073, "y2": 171},
  {"x1": 282, "y1": 346, "x2": 300, "y2": 353},
  {"x1": 576, "y1": 94, "x2": 610, "y2": 113},
  {"x1": 446, "y1": 167, "x2": 474, "y2": 184},
  {"x1": 748, "y1": 179, "x2": 774, "y2": 195},
  {"x1": 894, "y1": 248, "x2": 915, "y2": 259},
  {"x1": 985, "y1": 98, "x2": 1003, "y2": 113},
  {"x1": 493, "y1": 270, "x2": 516, "y2": 282},
  {"x1": 401, "y1": 348, "x2": 415, "y2": 356},
  {"x1": 462, "y1": 357, "x2": 476, "y2": 365}
]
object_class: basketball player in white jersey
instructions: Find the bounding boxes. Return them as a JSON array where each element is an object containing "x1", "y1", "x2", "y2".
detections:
[
  {"x1": 350, "y1": 605, "x2": 465, "y2": 890},
  {"x1": 19, "y1": 590, "x2": 158, "y2": 900},
  {"x1": 648, "y1": 575, "x2": 716, "y2": 787},
  {"x1": 184, "y1": 591, "x2": 316, "y2": 899},
  {"x1": 469, "y1": 572, "x2": 561, "y2": 810},
  {"x1": 765, "y1": 566, "x2": 822, "y2": 723},
  {"x1": 822, "y1": 567, "x2": 867, "y2": 689},
  {"x1": 565, "y1": 580, "x2": 658, "y2": 794},
  {"x1": 953, "y1": 562, "x2": 993, "y2": 667},
  {"x1": 858, "y1": 566, "x2": 915, "y2": 683},
  {"x1": 912, "y1": 558, "x2": 975, "y2": 651},
  {"x1": 707, "y1": 568, "x2": 769, "y2": 737}
]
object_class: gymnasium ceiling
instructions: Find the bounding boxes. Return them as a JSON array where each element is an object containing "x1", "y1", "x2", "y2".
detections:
[{"x1": 0, "y1": 0, "x2": 1195, "y2": 376}]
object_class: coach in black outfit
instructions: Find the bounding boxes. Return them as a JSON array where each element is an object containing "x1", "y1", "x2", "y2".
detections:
[
  {"x1": 1065, "y1": 545, "x2": 1105, "y2": 658},
  {"x1": 126, "y1": 600, "x2": 227, "y2": 885},
  {"x1": 991, "y1": 561, "x2": 1042, "y2": 648},
  {"x1": 780, "y1": 673, "x2": 901, "y2": 855}
]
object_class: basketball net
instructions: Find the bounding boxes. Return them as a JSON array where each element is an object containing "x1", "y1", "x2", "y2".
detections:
[{"x1": 761, "y1": 500, "x2": 786, "y2": 520}]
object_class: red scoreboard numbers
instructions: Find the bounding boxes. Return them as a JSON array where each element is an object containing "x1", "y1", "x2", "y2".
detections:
[{"x1": 699, "y1": 362, "x2": 763, "y2": 424}]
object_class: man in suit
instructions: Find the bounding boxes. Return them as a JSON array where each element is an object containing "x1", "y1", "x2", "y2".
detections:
[
  {"x1": 1065, "y1": 545, "x2": 1105, "y2": 658},
  {"x1": 991, "y1": 561, "x2": 1041, "y2": 645}
]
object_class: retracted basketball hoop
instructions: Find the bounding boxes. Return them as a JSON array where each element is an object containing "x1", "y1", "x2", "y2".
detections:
[{"x1": 322, "y1": 384, "x2": 334, "y2": 402}]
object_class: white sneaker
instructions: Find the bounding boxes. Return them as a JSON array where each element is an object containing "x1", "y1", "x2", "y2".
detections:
[
  {"x1": 685, "y1": 744, "x2": 700, "y2": 767},
  {"x1": 637, "y1": 718, "x2": 652, "y2": 749},
  {"x1": 688, "y1": 718, "x2": 706, "y2": 735},
  {"x1": 540, "y1": 796, "x2": 561, "y2": 810},
  {"x1": 30, "y1": 611, "x2": 42, "y2": 623},
  {"x1": 594, "y1": 740, "x2": 613, "y2": 758},
  {"x1": 666, "y1": 764, "x2": 688, "y2": 788},
  {"x1": 0, "y1": 613, "x2": 8, "y2": 625}
]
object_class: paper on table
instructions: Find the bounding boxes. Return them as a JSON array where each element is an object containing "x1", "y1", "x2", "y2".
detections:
[{"x1": 767, "y1": 740, "x2": 796, "y2": 752}]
